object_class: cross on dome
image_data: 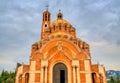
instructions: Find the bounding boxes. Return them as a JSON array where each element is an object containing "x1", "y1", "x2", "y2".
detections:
[
  {"x1": 46, "y1": 4, "x2": 49, "y2": 11},
  {"x1": 59, "y1": 9, "x2": 61, "y2": 13}
]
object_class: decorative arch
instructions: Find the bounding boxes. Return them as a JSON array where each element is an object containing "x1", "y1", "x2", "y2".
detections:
[
  {"x1": 49, "y1": 60, "x2": 72, "y2": 83},
  {"x1": 40, "y1": 39, "x2": 81, "y2": 58},
  {"x1": 39, "y1": 35, "x2": 81, "y2": 53}
]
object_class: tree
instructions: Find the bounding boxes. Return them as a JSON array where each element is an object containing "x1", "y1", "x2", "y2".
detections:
[
  {"x1": 116, "y1": 77, "x2": 120, "y2": 83},
  {"x1": 108, "y1": 76, "x2": 120, "y2": 83},
  {"x1": 0, "y1": 70, "x2": 15, "y2": 83}
]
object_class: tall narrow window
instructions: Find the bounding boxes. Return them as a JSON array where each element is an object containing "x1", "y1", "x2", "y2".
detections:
[
  {"x1": 48, "y1": 14, "x2": 50, "y2": 21},
  {"x1": 53, "y1": 25, "x2": 55, "y2": 31},
  {"x1": 59, "y1": 24, "x2": 61, "y2": 30},
  {"x1": 45, "y1": 14, "x2": 47, "y2": 21}
]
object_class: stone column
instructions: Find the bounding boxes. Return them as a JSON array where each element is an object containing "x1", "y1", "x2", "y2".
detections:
[
  {"x1": 40, "y1": 67, "x2": 44, "y2": 83},
  {"x1": 45, "y1": 66, "x2": 48, "y2": 83},
  {"x1": 76, "y1": 67, "x2": 80, "y2": 83},
  {"x1": 41, "y1": 60, "x2": 48, "y2": 83},
  {"x1": 73, "y1": 66, "x2": 76, "y2": 83},
  {"x1": 75, "y1": 67, "x2": 77, "y2": 83},
  {"x1": 72, "y1": 60, "x2": 80, "y2": 83}
]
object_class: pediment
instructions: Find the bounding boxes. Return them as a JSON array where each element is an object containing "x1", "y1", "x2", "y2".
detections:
[
  {"x1": 43, "y1": 45, "x2": 76, "y2": 60},
  {"x1": 48, "y1": 50, "x2": 72, "y2": 62}
]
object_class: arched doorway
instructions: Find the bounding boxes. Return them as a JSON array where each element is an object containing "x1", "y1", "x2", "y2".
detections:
[
  {"x1": 25, "y1": 73, "x2": 29, "y2": 83},
  {"x1": 92, "y1": 73, "x2": 97, "y2": 83},
  {"x1": 53, "y1": 63, "x2": 68, "y2": 83}
]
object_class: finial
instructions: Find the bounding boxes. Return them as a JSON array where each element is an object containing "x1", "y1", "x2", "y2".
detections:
[
  {"x1": 46, "y1": 4, "x2": 49, "y2": 11},
  {"x1": 59, "y1": 9, "x2": 61, "y2": 13}
]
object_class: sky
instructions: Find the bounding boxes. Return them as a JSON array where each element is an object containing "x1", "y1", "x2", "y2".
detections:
[{"x1": 0, "y1": 0, "x2": 120, "y2": 72}]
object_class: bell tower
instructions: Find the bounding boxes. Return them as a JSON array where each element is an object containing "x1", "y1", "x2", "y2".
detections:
[{"x1": 41, "y1": 5, "x2": 51, "y2": 39}]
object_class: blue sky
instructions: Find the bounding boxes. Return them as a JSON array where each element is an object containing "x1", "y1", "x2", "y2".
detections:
[{"x1": 0, "y1": 0, "x2": 120, "y2": 72}]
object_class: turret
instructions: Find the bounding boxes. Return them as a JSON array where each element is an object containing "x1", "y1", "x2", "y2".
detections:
[{"x1": 57, "y1": 10, "x2": 63, "y2": 19}]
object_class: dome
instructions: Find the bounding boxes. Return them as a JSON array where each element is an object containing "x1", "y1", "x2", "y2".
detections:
[
  {"x1": 51, "y1": 11, "x2": 71, "y2": 27},
  {"x1": 51, "y1": 19, "x2": 71, "y2": 27}
]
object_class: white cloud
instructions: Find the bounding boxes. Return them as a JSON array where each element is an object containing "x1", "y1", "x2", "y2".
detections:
[{"x1": 89, "y1": 40, "x2": 120, "y2": 70}]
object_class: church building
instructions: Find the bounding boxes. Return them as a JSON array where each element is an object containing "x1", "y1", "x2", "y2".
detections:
[{"x1": 15, "y1": 9, "x2": 107, "y2": 83}]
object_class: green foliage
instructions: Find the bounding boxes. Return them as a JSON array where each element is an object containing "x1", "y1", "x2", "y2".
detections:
[
  {"x1": 108, "y1": 76, "x2": 120, "y2": 83},
  {"x1": 0, "y1": 70, "x2": 15, "y2": 83}
]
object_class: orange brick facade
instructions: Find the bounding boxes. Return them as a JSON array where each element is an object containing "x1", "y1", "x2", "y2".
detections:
[{"x1": 15, "y1": 9, "x2": 107, "y2": 83}]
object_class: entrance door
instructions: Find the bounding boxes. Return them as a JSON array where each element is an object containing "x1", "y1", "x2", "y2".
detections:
[
  {"x1": 60, "y1": 70, "x2": 65, "y2": 83},
  {"x1": 53, "y1": 63, "x2": 68, "y2": 83}
]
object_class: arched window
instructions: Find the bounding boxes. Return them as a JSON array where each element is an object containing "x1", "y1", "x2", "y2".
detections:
[
  {"x1": 59, "y1": 23, "x2": 61, "y2": 30},
  {"x1": 53, "y1": 25, "x2": 55, "y2": 30},
  {"x1": 92, "y1": 73, "x2": 97, "y2": 83},
  {"x1": 64, "y1": 24, "x2": 67, "y2": 30},
  {"x1": 78, "y1": 41, "x2": 81, "y2": 48},
  {"x1": 25, "y1": 73, "x2": 29, "y2": 83},
  {"x1": 18, "y1": 74, "x2": 22, "y2": 83},
  {"x1": 45, "y1": 14, "x2": 47, "y2": 21},
  {"x1": 48, "y1": 14, "x2": 50, "y2": 21}
]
